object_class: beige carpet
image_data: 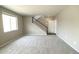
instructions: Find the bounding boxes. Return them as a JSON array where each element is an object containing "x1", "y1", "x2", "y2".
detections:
[{"x1": 0, "y1": 35, "x2": 78, "y2": 54}]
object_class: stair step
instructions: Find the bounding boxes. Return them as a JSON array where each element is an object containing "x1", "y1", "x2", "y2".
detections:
[{"x1": 47, "y1": 33, "x2": 56, "y2": 35}]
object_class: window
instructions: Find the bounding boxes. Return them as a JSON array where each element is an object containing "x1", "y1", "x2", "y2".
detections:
[{"x1": 2, "y1": 13, "x2": 18, "y2": 32}]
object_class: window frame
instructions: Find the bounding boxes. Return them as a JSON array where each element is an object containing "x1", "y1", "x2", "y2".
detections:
[{"x1": 2, "y1": 12, "x2": 18, "y2": 33}]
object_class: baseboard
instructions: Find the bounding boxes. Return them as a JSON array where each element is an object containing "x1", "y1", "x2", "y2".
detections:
[
  {"x1": 24, "y1": 33, "x2": 47, "y2": 36},
  {"x1": 56, "y1": 33, "x2": 79, "y2": 53}
]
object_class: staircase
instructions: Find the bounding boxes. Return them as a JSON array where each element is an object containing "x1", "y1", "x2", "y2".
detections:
[{"x1": 32, "y1": 16, "x2": 56, "y2": 35}]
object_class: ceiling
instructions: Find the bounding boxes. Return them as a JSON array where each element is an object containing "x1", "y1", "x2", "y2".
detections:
[{"x1": 2, "y1": 5, "x2": 67, "y2": 16}]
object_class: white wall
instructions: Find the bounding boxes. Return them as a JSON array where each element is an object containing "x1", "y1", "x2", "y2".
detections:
[
  {"x1": 48, "y1": 20, "x2": 56, "y2": 33},
  {"x1": 56, "y1": 6, "x2": 79, "y2": 52},
  {"x1": 23, "y1": 16, "x2": 46, "y2": 35},
  {"x1": 0, "y1": 6, "x2": 23, "y2": 46}
]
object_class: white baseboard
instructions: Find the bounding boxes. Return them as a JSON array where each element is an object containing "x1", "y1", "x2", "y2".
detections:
[
  {"x1": 24, "y1": 33, "x2": 47, "y2": 36},
  {"x1": 56, "y1": 33, "x2": 79, "y2": 53}
]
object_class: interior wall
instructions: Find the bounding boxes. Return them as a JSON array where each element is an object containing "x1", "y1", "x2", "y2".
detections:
[
  {"x1": 0, "y1": 6, "x2": 23, "y2": 46},
  {"x1": 23, "y1": 16, "x2": 46, "y2": 35},
  {"x1": 56, "y1": 6, "x2": 79, "y2": 52},
  {"x1": 48, "y1": 19, "x2": 56, "y2": 33}
]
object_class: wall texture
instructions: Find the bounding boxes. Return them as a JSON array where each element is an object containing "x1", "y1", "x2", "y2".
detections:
[
  {"x1": 56, "y1": 6, "x2": 79, "y2": 52},
  {"x1": 23, "y1": 16, "x2": 46, "y2": 35},
  {"x1": 0, "y1": 6, "x2": 23, "y2": 46}
]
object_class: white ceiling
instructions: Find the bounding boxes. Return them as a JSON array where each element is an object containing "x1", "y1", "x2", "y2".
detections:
[{"x1": 2, "y1": 5, "x2": 67, "y2": 16}]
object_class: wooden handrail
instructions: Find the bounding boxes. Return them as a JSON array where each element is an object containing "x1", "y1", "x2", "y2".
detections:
[{"x1": 32, "y1": 17, "x2": 48, "y2": 29}]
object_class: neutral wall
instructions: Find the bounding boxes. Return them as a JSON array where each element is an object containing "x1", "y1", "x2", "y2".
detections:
[
  {"x1": 0, "y1": 6, "x2": 23, "y2": 46},
  {"x1": 23, "y1": 16, "x2": 46, "y2": 35},
  {"x1": 56, "y1": 6, "x2": 79, "y2": 52},
  {"x1": 48, "y1": 20, "x2": 56, "y2": 33}
]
